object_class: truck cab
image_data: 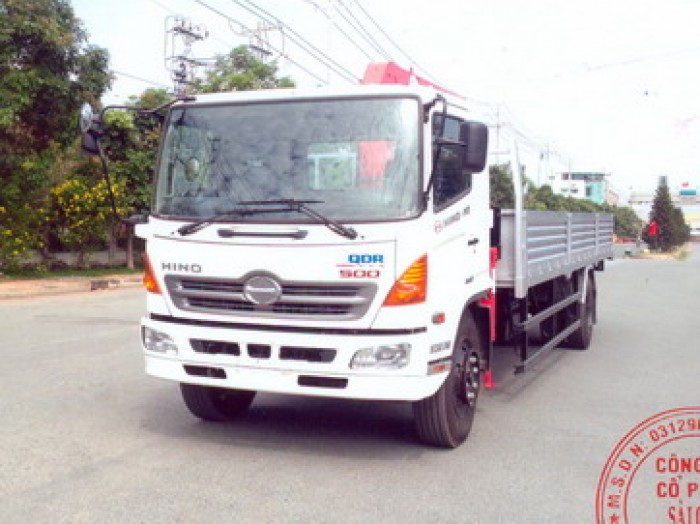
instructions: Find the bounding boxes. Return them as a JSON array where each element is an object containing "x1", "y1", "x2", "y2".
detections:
[{"x1": 136, "y1": 82, "x2": 492, "y2": 447}]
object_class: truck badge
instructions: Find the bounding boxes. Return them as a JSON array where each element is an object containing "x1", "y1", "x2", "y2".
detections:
[{"x1": 243, "y1": 275, "x2": 282, "y2": 305}]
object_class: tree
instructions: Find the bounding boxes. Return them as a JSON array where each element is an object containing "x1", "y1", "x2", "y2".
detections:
[
  {"x1": 489, "y1": 163, "x2": 643, "y2": 237},
  {"x1": 101, "y1": 88, "x2": 173, "y2": 268},
  {"x1": 606, "y1": 205, "x2": 643, "y2": 239},
  {"x1": 102, "y1": 89, "x2": 171, "y2": 211},
  {"x1": 0, "y1": 0, "x2": 111, "y2": 165},
  {"x1": 195, "y1": 46, "x2": 295, "y2": 93},
  {"x1": 0, "y1": 0, "x2": 111, "y2": 269},
  {"x1": 644, "y1": 178, "x2": 690, "y2": 251},
  {"x1": 489, "y1": 164, "x2": 515, "y2": 208}
]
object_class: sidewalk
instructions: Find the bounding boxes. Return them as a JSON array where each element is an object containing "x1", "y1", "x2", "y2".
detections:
[{"x1": 0, "y1": 273, "x2": 143, "y2": 300}]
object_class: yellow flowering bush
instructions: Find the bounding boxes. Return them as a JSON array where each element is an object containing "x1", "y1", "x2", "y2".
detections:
[
  {"x1": 0, "y1": 204, "x2": 44, "y2": 271},
  {"x1": 48, "y1": 176, "x2": 129, "y2": 265}
]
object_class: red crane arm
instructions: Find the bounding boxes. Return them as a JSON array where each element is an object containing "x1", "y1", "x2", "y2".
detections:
[{"x1": 361, "y1": 62, "x2": 463, "y2": 99}]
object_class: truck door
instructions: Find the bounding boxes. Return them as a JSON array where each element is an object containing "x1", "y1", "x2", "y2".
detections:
[{"x1": 430, "y1": 113, "x2": 489, "y2": 302}]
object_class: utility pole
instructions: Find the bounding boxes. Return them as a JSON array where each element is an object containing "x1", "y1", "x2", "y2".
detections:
[
  {"x1": 246, "y1": 21, "x2": 281, "y2": 61},
  {"x1": 164, "y1": 16, "x2": 209, "y2": 96},
  {"x1": 226, "y1": 16, "x2": 282, "y2": 63},
  {"x1": 540, "y1": 143, "x2": 552, "y2": 187}
]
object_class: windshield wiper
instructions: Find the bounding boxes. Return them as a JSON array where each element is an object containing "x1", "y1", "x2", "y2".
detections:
[
  {"x1": 176, "y1": 207, "x2": 283, "y2": 236},
  {"x1": 238, "y1": 199, "x2": 358, "y2": 240}
]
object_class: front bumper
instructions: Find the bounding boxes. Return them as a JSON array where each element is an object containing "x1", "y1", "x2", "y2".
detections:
[{"x1": 141, "y1": 315, "x2": 447, "y2": 401}]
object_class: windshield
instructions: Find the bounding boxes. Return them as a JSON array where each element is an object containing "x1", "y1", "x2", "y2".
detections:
[{"x1": 153, "y1": 97, "x2": 421, "y2": 222}]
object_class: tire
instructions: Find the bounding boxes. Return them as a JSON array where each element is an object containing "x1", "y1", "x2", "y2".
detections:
[
  {"x1": 180, "y1": 384, "x2": 256, "y2": 422},
  {"x1": 413, "y1": 311, "x2": 484, "y2": 448},
  {"x1": 538, "y1": 276, "x2": 575, "y2": 342},
  {"x1": 566, "y1": 273, "x2": 596, "y2": 350}
]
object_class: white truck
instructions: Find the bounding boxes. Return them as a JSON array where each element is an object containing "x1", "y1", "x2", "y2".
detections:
[{"x1": 83, "y1": 63, "x2": 613, "y2": 448}]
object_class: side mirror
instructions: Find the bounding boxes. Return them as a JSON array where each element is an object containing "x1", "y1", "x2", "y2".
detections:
[
  {"x1": 79, "y1": 103, "x2": 93, "y2": 133},
  {"x1": 81, "y1": 132, "x2": 100, "y2": 155},
  {"x1": 459, "y1": 121, "x2": 488, "y2": 173},
  {"x1": 78, "y1": 103, "x2": 102, "y2": 155}
]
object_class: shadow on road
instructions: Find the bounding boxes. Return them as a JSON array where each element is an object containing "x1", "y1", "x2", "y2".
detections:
[
  {"x1": 138, "y1": 387, "x2": 433, "y2": 458},
  {"x1": 136, "y1": 330, "x2": 586, "y2": 456}
]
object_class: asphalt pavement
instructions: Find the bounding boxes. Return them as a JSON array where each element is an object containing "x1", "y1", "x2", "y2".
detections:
[{"x1": 0, "y1": 245, "x2": 698, "y2": 523}]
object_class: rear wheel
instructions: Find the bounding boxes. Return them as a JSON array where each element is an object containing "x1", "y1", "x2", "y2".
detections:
[
  {"x1": 180, "y1": 384, "x2": 256, "y2": 421},
  {"x1": 566, "y1": 272, "x2": 596, "y2": 350},
  {"x1": 413, "y1": 311, "x2": 484, "y2": 448},
  {"x1": 537, "y1": 276, "x2": 576, "y2": 342}
]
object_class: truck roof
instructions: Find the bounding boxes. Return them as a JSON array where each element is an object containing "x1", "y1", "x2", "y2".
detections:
[{"x1": 174, "y1": 83, "x2": 467, "y2": 111}]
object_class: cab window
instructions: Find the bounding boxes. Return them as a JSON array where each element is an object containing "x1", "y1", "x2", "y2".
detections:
[{"x1": 432, "y1": 114, "x2": 471, "y2": 209}]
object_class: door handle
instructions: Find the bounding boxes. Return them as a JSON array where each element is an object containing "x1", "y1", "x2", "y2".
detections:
[{"x1": 468, "y1": 238, "x2": 479, "y2": 246}]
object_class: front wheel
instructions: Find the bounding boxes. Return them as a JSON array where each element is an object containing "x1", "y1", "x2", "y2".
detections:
[
  {"x1": 413, "y1": 311, "x2": 484, "y2": 448},
  {"x1": 180, "y1": 384, "x2": 256, "y2": 422}
]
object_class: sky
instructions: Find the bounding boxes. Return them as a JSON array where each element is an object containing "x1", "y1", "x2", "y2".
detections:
[{"x1": 71, "y1": 0, "x2": 700, "y2": 199}]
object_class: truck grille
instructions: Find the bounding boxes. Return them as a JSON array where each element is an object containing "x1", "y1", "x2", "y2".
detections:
[{"x1": 165, "y1": 275, "x2": 376, "y2": 320}]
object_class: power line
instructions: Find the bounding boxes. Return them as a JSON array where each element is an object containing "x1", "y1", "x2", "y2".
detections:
[
  {"x1": 231, "y1": 0, "x2": 358, "y2": 83},
  {"x1": 187, "y1": 0, "x2": 564, "y2": 172},
  {"x1": 193, "y1": 0, "x2": 329, "y2": 85},
  {"x1": 111, "y1": 69, "x2": 170, "y2": 89},
  {"x1": 490, "y1": 44, "x2": 700, "y2": 90},
  {"x1": 146, "y1": 0, "x2": 178, "y2": 15},
  {"x1": 351, "y1": 0, "x2": 440, "y2": 84},
  {"x1": 234, "y1": 0, "x2": 358, "y2": 82},
  {"x1": 342, "y1": 2, "x2": 570, "y2": 170},
  {"x1": 301, "y1": 0, "x2": 374, "y2": 61},
  {"x1": 332, "y1": 1, "x2": 392, "y2": 61},
  {"x1": 146, "y1": 0, "x2": 237, "y2": 51}
]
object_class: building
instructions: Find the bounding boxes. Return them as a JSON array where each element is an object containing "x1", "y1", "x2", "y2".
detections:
[
  {"x1": 606, "y1": 187, "x2": 620, "y2": 206},
  {"x1": 551, "y1": 172, "x2": 609, "y2": 205}
]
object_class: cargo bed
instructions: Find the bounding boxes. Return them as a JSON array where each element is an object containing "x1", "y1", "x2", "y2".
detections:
[{"x1": 496, "y1": 209, "x2": 614, "y2": 297}]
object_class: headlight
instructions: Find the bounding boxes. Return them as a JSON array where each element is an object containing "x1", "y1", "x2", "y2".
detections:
[
  {"x1": 142, "y1": 327, "x2": 179, "y2": 355},
  {"x1": 350, "y1": 344, "x2": 411, "y2": 369}
]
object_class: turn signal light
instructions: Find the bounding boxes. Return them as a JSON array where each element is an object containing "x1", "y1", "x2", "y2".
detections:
[
  {"x1": 383, "y1": 255, "x2": 427, "y2": 306},
  {"x1": 143, "y1": 254, "x2": 162, "y2": 294}
]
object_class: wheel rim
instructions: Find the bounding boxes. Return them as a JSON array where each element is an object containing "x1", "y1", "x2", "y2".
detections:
[{"x1": 456, "y1": 339, "x2": 480, "y2": 407}]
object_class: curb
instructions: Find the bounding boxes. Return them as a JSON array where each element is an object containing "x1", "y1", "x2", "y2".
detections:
[{"x1": 0, "y1": 274, "x2": 143, "y2": 300}]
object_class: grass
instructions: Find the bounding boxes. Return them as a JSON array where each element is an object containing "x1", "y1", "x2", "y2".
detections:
[
  {"x1": 673, "y1": 244, "x2": 691, "y2": 260},
  {"x1": 0, "y1": 266, "x2": 142, "y2": 282},
  {"x1": 631, "y1": 243, "x2": 693, "y2": 261}
]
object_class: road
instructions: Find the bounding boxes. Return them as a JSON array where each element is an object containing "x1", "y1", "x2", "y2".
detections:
[{"x1": 1, "y1": 246, "x2": 698, "y2": 523}]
